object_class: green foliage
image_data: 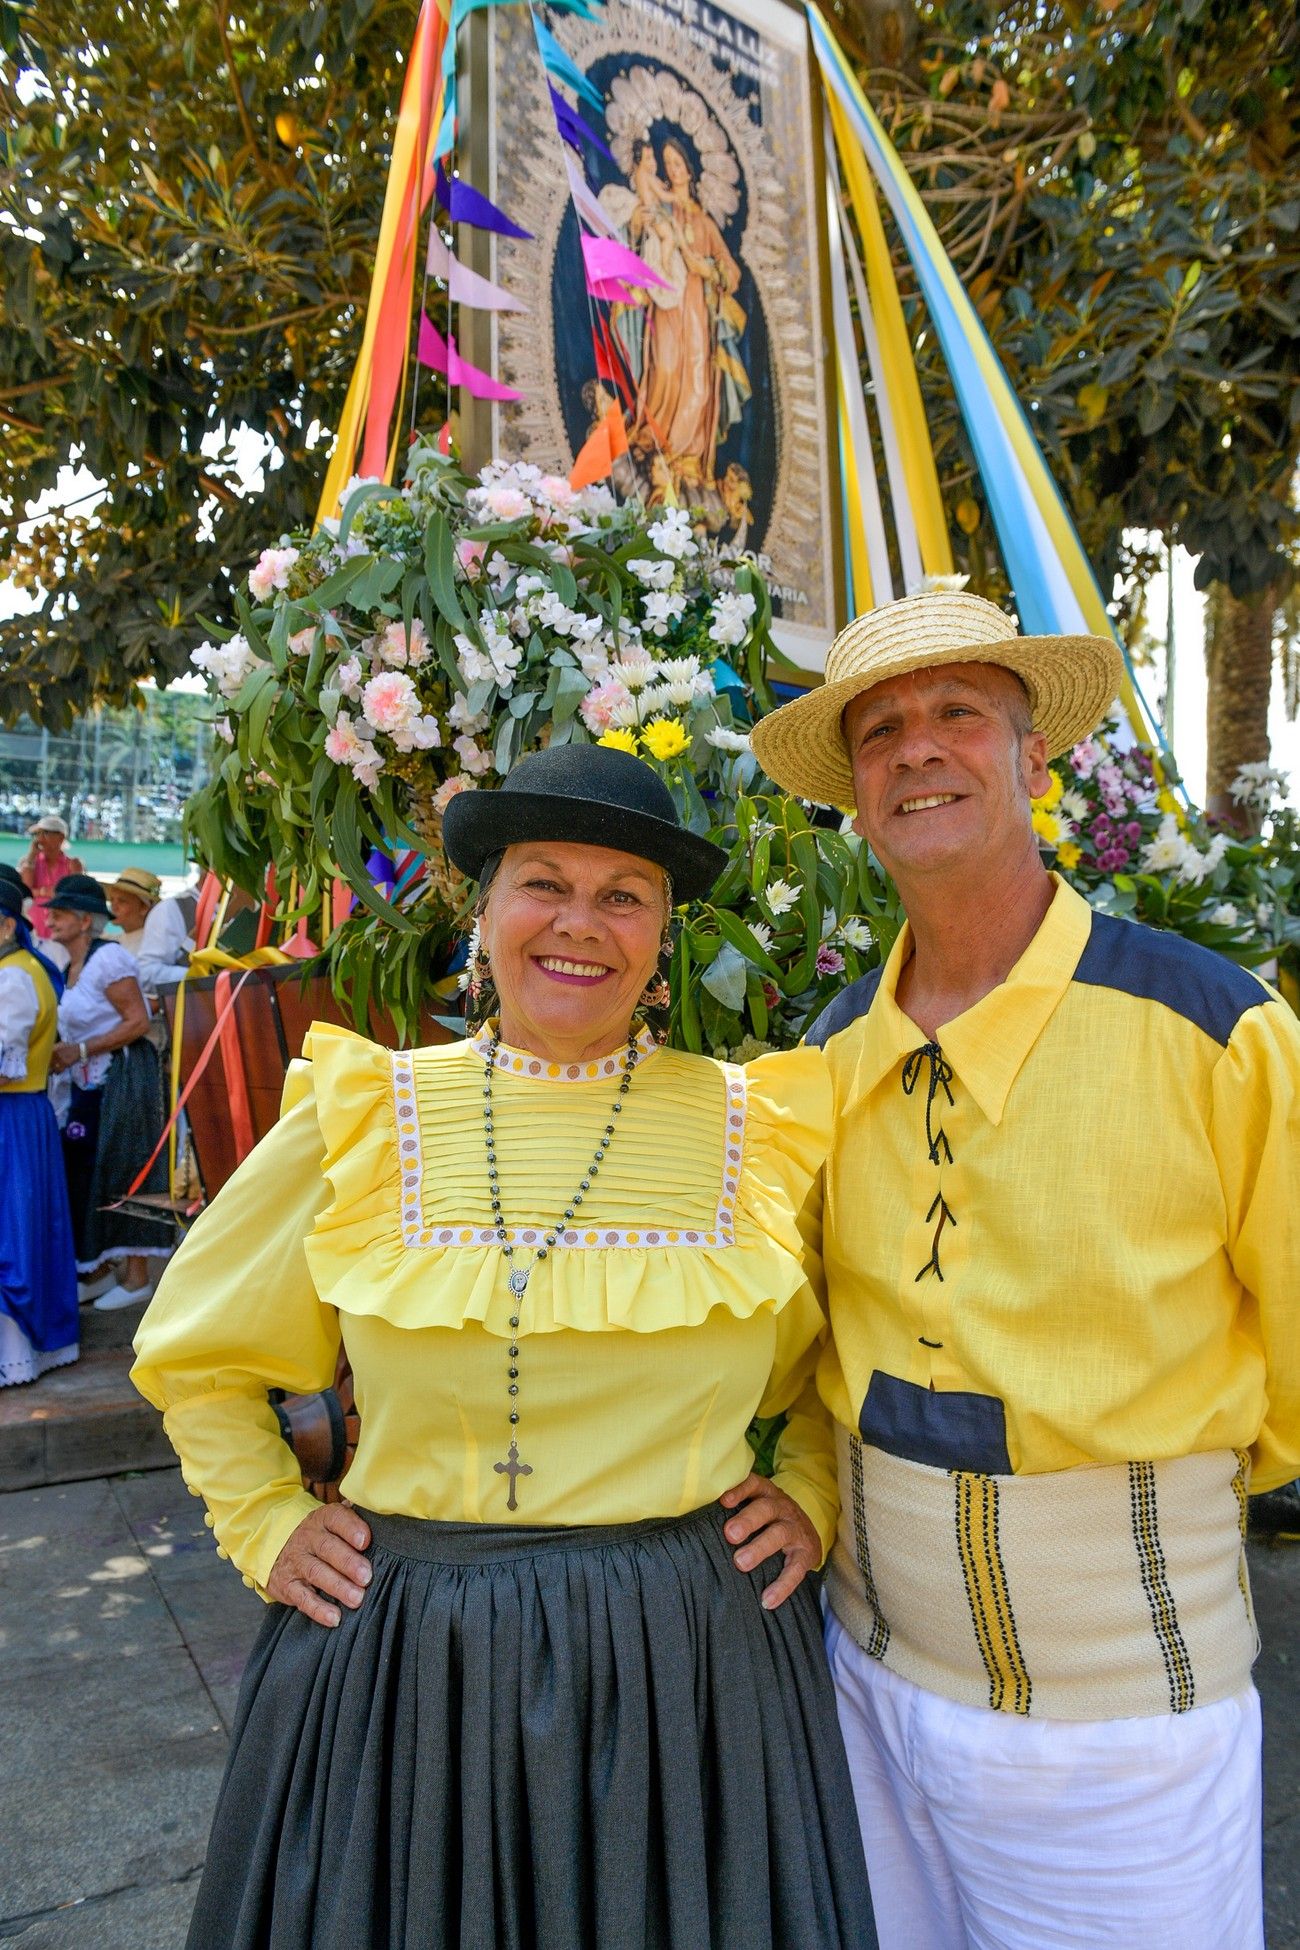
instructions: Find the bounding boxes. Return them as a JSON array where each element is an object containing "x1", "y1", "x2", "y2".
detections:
[
  {"x1": 0, "y1": 0, "x2": 431, "y2": 726},
  {"x1": 873, "y1": 0, "x2": 1300, "y2": 608}
]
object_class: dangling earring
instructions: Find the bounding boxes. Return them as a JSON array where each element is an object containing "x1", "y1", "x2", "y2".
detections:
[
  {"x1": 461, "y1": 917, "x2": 496, "y2": 1030},
  {"x1": 639, "y1": 969, "x2": 671, "y2": 1011}
]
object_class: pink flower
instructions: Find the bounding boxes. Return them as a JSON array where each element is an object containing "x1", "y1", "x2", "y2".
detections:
[
  {"x1": 324, "y1": 713, "x2": 363, "y2": 765},
  {"x1": 1070, "y1": 738, "x2": 1102, "y2": 780},
  {"x1": 457, "y1": 539, "x2": 486, "y2": 575},
  {"x1": 815, "y1": 946, "x2": 845, "y2": 976},
  {"x1": 288, "y1": 627, "x2": 316, "y2": 656},
  {"x1": 433, "y1": 775, "x2": 477, "y2": 814},
  {"x1": 538, "y1": 475, "x2": 576, "y2": 508},
  {"x1": 248, "y1": 546, "x2": 299, "y2": 602},
  {"x1": 360, "y1": 671, "x2": 418, "y2": 734},
  {"x1": 336, "y1": 656, "x2": 363, "y2": 698},
  {"x1": 376, "y1": 618, "x2": 430, "y2": 668},
  {"x1": 484, "y1": 486, "x2": 530, "y2": 521},
  {"x1": 579, "y1": 678, "x2": 634, "y2": 734},
  {"x1": 452, "y1": 734, "x2": 494, "y2": 777}
]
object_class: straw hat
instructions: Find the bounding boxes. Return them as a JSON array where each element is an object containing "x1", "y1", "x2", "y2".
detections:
[
  {"x1": 107, "y1": 866, "x2": 162, "y2": 906},
  {"x1": 750, "y1": 591, "x2": 1123, "y2": 808}
]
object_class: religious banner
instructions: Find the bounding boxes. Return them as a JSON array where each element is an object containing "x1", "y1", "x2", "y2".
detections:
[{"x1": 457, "y1": 0, "x2": 843, "y2": 670}]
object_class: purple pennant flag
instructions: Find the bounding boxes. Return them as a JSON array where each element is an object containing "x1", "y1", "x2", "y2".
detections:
[
  {"x1": 548, "y1": 83, "x2": 613, "y2": 162},
  {"x1": 417, "y1": 313, "x2": 524, "y2": 401},
  {"x1": 434, "y1": 162, "x2": 534, "y2": 241},
  {"x1": 561, "y1": 151, "x2": 620, "y2": 239}
]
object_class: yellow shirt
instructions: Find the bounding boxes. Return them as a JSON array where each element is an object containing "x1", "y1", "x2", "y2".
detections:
[
  {"x1": 132, "y1": 1025, "x2": 839, "y2": 1597},
  {"x1": 806, "y1": 877, "x2": 1300, "y2": 1494}
]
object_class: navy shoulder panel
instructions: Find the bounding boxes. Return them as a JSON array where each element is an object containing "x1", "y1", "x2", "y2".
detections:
[
  {"x1": 1072, "y1": 909, "x2": 1269, "y2": 1047},
  {"x1": 805, "y1": 965, "x2": 885, "y2": 1048}
]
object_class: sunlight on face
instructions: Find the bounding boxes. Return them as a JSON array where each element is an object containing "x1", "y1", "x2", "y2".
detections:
[
  {"x1": 843, "y1": 662, "x2": 1049, "y2": 886},
  {"x1": 480, "y1": 841, "x2": 669, "y2": 1063}
]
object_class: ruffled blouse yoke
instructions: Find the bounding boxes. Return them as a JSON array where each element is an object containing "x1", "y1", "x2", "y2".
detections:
[{"x1": 132, "y1": 1025, "x2": 838, "y2": 1596}]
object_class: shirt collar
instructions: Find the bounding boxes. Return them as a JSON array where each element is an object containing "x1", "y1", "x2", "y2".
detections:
[{"x1": 851, "y1": 876, "x2": 1094, "y2": 1126}]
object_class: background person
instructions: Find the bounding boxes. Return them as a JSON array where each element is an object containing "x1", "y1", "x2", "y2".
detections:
[
  {"x1": 44, "y1": 874, "x2": 172, "y2": 1313},
  {"x1": 18, "y1": 814, "x2": 84, "y2": 940},
  {"x1": 752, "y1": 590, "x2": 1300, "y2": 1950},
  {"x1": 106, "y1": 866, "x2": 163, "y2": 954},
  {"x1": 0, "y1": 871, "x2": 78, "y2": 1388},
  {"x1": 132, "y1": 745, "x2": 876, "y2": 1950}
]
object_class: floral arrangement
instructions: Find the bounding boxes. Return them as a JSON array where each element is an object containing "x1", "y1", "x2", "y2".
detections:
[
  {"x1": 185, "y1": 439, "x2": 1298, "y2": 1046},
  {"x1": 1030, "y1": 735, "x2": 1299, "y2": 990},
  {"x1": 184, "y1": 440, "x2": 900, "y2": 1043}
]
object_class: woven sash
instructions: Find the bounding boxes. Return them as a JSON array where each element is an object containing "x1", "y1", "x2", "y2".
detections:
[{"x1": 827, "y1": 1425, "x2": 1258, "y2": 1721}]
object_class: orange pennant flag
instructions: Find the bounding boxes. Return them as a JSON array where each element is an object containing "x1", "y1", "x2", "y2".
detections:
[{"x1": 569, "y1": 402, "x2": 629, "y2": 491}]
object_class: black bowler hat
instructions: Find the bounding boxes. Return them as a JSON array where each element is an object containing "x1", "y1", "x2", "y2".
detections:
[
  {"x1": 442, "y1": 744, "x2": 727, "y2": 905},
  {"x1": 39, "y1": 871, "x2": 112, "y2": 917},
  {"x1": 0, "y1": 871, "x2": 27, "y2": 920}
]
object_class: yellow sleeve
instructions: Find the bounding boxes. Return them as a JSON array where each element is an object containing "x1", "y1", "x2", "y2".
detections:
[
  {"x1": 758, "y1": 1273, "x2": 838, "y2": 1563},
  {"x1": 1213, "y1": 997, "x2": 1300, "y2": 1495},
  {"x1": 131, "y1": 1070, "x2": 341, "y2": 1596}
]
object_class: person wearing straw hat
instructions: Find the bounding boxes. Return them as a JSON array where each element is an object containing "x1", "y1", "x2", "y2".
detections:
[
  {"x1": 751, "y1": 589, "x2": 1300, "y2": 1950},
  {"x1": 106, "y1": 865, "x2": 163, "y2": 955},
  {"x1": 18, "y1": 814, "x2": 84, "y2": 940},
  {"x1": 132, "y1": 744, "x2": 877, "y2": 1950}
]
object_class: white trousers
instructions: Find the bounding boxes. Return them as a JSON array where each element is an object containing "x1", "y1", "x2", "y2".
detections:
[{"x1": 825, "y1": 1608, "x2": 1264, "y2": 1950}]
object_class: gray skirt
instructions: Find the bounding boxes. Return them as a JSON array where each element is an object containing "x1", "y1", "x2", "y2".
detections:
[{"x1": 187, "y1": 1503, "x2": 877, "y2": 1950}]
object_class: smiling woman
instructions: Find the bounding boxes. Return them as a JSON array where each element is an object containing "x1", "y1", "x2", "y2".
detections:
[{"x1": 131, "y1": 744, "x2": 879, "y2": 1950}]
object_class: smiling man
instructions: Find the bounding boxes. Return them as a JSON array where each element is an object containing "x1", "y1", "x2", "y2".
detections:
[{"x1": 752, "y1": 590, "x2": 1300, "y2": 1949}]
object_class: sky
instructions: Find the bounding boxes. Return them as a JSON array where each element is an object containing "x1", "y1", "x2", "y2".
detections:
[{"x1": 1, "y1": 457, "x2": 1296, "y2": 808}]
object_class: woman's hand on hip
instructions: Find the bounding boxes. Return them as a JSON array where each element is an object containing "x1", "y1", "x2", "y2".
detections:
[
  {"x1": 719, "y1": 1473, "x2": 820, "y2": 1611},
  {"x1": 266, "y1": 1504, "x2": 372, "y2": 1627}
]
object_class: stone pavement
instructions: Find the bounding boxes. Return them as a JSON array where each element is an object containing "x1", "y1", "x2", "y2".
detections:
[{"x1": 0, "y1": 1467, "x2": 1296, "y2": 1947}]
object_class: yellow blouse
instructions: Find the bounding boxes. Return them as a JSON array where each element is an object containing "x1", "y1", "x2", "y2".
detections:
[{"x1": 132, "y1": 1025, "x2": 838, "y2": 1597}]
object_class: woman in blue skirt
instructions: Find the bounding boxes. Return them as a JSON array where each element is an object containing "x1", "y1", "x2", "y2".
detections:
[{"x1": 0, "y1": 869, "x2": 78, "y2": 1388}]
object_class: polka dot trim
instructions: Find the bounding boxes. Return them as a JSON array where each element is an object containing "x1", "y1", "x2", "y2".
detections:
[
  {"x1": 469, "y1": 1023, "x2": 658, "y2": 1081},
  {"x1": 390, "y1": 1046, "x2": 749, "y2": 1252}
]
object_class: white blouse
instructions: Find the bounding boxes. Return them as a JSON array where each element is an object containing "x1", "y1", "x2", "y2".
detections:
[
  {"x1": 57, "y1": 941, "x2": 142, "y2": 1090},
  {"x1": 0, "y1": 964, "x2": 40, "y2": 1080}
]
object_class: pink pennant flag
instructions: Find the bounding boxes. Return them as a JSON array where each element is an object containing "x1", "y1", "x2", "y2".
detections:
[
  {"x1": 562, "y1": 152, "x2": 620, "y2": 239},
  {"x1": 426, "y1": 230, "x2": 528, "y2": 313},
  {"x1": 588, "y1": 276, "x2": 641, "y2": 304},
  {"x1": 580, "y1": 233, "x2": 671, "y2": 291},
  {"x1": 417, "y1": 314, "x2": 524, "y2": 401}
]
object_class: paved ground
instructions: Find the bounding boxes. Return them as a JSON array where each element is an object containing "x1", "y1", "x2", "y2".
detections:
[{"x1": 0, "y1": 1469, "x2": 1296, "y2": 1947}]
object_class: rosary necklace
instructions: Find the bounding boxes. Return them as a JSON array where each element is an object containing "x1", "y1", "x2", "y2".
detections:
[{"x1": 482, "y1": 1023, "x2": 639, "y2": 1509}]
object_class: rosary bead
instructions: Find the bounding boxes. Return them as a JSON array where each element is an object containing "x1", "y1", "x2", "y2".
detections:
[
  {"x1": 509, "y1": 1344, "x2": 518, "y2": 1357},
  {"x1": 508, "y1": 1383, "x2": 519, "y2": 1396},
  {"x1": 510, "y1": 1410, "x2": 519, "y2": 1424},
  {"x1": 509, "y1": 1314, "x2": 520, "y2": 1329},
  {"x1": 508, "y1": 1366, "x2": 519, "y2": 1379}
]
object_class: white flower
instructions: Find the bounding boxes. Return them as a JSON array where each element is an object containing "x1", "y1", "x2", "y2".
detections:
[
  {"x1": 336, "y1": 656, "x2": 363, "y2": 698},
  {"x1": 213, "y1": 715, "x2": 234, "y2": 744},
  {"x1": 705, "y1": 725, "x2": 752, "y2": 753},
  {"x1": 483, "y1": 486, "x2": 531, "y2": 521},
  {"x1": 324, "y1": 711, "x2": 363, "y2": 765},
  {"x1": 453, "y1": 734, "x2": 495, "y2": 777},
  {"x1": 486, "y1": 551, "x2": 513, "y2": 588},
  {"x1": 628, "y1": 557, "x2": 677, "y2": 590},
  {"x1": 1254, "y1": 899, "x2": 1276, "y2": 930},
  {"x1": 390, "y1": 713, "x2": 443, "y2": 754},
  {"x1": 1208, "y1": 902, "x2": 1239, "y2": 927},
  {"x1": 1229, "y1": 761, "x2": 1290, "y2": 810},
  {"x1": 662, "y1": 671, "x2": 702, "y2": 707},
  {"x1": 916, "y1": 572, "x2": 970, "y2": 594},
  {"x1": 1059, "y1": 788, "x2": 1089, "y2": 823},
  {"x1": 455, "y1": 635, "x2": 496, "y2": 688},
  {"x1": 707, "y1": 589, "x2": 757, "y2": 648},
  {"x1": 838, "y1": 917, "x2": 873, "y2": 951},
  {"x1": 448, "y1": 694, "x2": 490, "y2": 734},
  {"x1": 360, "y1": 671, "x2": 419, "y2": 736},
  {"x1": 191, "y1": 633, "x2": 258, "y2": 699},
  {"x1": 642, "y1": 591, "x2": 688, "y2": 639},
  {"x1": 458, "y1": 917, "x2": 483, "y2": 992},
  {"x1": 351, "y1": 740, "x2": 384, "y2": 790},
  {"x1": 647, "y1": 508, "x2": 697, "y2": 560},
  {"x1": 247, "y1": 545, "x2": 299, "y2": 602},
  {"x1": 765, "y1": 878, "x2": 798, "y2": 917},
  {"x1": 749, "y1": 920, "x2": 774, "y2": 954},
  {"x1": 1138, "y1": 814, "x2": 1190, "y2": 876},
  {"x1": 636, "y1": 684, "x2": 673, "y2": 718},
  {"x1": 617, "y1": 646, "x2": 657, "y2": 691}
]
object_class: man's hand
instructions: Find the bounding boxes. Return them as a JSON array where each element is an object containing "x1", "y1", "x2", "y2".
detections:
[
  {"x1": 266, "y1": 1504, "x2": 372, "y2": 1627},
  {"x1": 719, "y1": 1472, "x2": 821, "y2": 1611}
]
